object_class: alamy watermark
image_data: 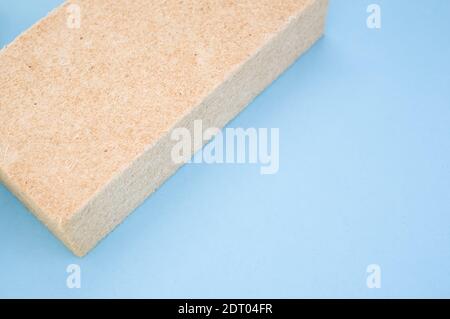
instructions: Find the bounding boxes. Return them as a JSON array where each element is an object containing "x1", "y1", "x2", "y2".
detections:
[
  {"x1": 366, "y1": 264, "x2": 381, "y2": 288},
  {"x1": 367, "y1": 4, "x2": 381, "y2": 29},
  {"x1": 171, "y1": 120, "x2": 279, "y2": 175},
  {"x1": 66, "y1": 264, "x2": 81, "y2": 289},
  {"x1": 0, "y1": 143, "x2": 18, "y2": 167},
  {"x1": 66, "y1": 4, "x2": 81, "y2": 29}
]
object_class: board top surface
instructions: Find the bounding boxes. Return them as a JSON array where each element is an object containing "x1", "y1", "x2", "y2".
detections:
[{"x1": 0, "y1": 0, "x2": 312, "y2": 224}]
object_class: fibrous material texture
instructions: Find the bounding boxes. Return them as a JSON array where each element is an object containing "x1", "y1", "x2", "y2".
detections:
[{"x1": 0, "y1": 0, "x2": 328, "y2": 256}]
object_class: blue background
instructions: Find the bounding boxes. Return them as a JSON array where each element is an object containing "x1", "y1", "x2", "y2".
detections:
[{"x1": 1, "y1": 0, "x2": 449, "y2": 298}]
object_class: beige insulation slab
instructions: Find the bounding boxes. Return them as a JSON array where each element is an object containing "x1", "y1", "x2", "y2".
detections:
[{"x1": 0, "y1": 0, "x2": 328, "y2": 256}]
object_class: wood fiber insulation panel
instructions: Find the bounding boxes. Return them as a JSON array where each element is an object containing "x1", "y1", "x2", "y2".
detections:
[{"x1": 0, "y1": 0, "x2": 328, "y2": 256}]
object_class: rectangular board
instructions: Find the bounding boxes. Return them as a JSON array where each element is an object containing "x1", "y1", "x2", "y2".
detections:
[{"x1": 0, "y1": 0, "x2": 328, "y2": 256}]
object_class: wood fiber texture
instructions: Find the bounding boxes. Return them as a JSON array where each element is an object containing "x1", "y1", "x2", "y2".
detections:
[{"x1": 0, "y1": 0, "x2": 328, "y2": 256}]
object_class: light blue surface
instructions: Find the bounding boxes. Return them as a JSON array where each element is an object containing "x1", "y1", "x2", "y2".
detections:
[{"x1": 1, "y1": 0, "x2": 449, "y2": 298}]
